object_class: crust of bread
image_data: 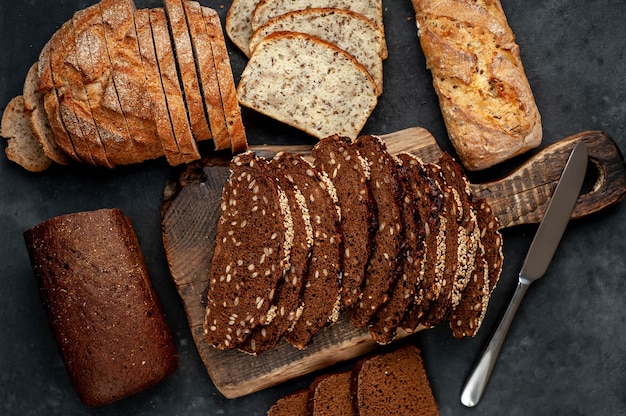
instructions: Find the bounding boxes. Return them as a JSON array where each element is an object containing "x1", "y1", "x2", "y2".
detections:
[
  {"x1": 202, "y1": 6, "x2": 248, "y2": 153},
  {"x1": 413, "y1": 0, "x2": 542, "y2": 171},
  {"x1": 185, "y1": 1, "x2": 231, "y2": 151}
]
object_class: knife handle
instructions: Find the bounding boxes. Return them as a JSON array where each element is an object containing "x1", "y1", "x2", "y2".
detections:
[
  {"x1": 471, "y1": 131, "x2": 626, "y2": 229},
  {"x1": 460, "y1": 279, "x2": 531, "y2": 407}
]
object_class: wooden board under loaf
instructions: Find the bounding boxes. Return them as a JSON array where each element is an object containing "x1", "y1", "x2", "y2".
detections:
[{"x1": 161, "y1": 127, "x2": 626, "y2": 398}]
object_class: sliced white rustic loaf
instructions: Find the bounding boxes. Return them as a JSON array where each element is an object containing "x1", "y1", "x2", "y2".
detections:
[
  {"x1": 237, "y1": 31, "x2": 378, "y2": 140},
  {"x1": 248, "y1": 8, "x2": 384, "y2": 95},
  {"x1": 225, "y1": 0, "x2": 263, "y2": 57}
]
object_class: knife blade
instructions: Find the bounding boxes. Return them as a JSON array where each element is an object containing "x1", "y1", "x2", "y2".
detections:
[{"x1": 460, "y1": 141, "x2": 588, "y2": 407}]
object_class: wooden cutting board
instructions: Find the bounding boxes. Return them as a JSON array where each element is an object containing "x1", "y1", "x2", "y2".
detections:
[{"x1": 161, "y1": 127, "x2": 626, "y2": 398}]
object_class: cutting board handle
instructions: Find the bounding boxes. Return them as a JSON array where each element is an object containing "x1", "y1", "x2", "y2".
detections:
[{"x1": 471, "y1": 131, "x2": 626, "y2": 229}]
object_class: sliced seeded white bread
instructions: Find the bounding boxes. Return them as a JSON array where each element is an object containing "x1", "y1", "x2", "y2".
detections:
[
  {"x1": 22, "y1": 62, "x2": 71, "y2": 165},
  {"x1": 250, "y1": 0, "x2": 387, "y2": 59},
  {"x1": 202, "y1": 6, "x2": 248, "y2": 153},
  {"x1": 248, "y1": 8, "x2": 383, "y2": 95},
  {"x1": 237, "y1": 31, "x2": 378, "y2": 140},
  {"x1": 204, "y1": 151, "x2": 294, "y2": 349},
  {"x1": 1, "y1": 96, "x2": 52, "y2": 172},
  {"x1": 184, "y1": 1, "x2": 231, "y2": 151},
  {"x1": 226, "y1": 0, "x2": 263, "y2": 57}
]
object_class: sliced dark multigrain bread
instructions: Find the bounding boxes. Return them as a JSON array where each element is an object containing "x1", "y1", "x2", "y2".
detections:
[
  {"x1": 268, "y1": 389, "x2": 309, "y2": 416},
  {"x1": 396, "y1": 152, "x2": 445, "y2": 333},
  {"x1": 311, "y1": 135, "x2": 377, "y2": 308},
  {"x1": 277, "y1": 152, "x2": 343, "y2": 350},
  {"x1": 204, "y1": 151, "x2": 294, "y2": 349},
  {"x1": 348, "y1": 135, "x2": 404, "y2": 328},
  {"x1": 238, "y1": 158, "x2": 314, "y2": 355},
  {"x1": 368, "y1": 160, "x2": 425, "y2": 344},
  {"x1": 352, "y1": 344, "x2": 439, "y2": 416},
  {"x1": 308, "y1": 371, "x2": 356, "y2": 416},
  {"x1": 449, "y1": 196, "x2": 503, "y2": 338}
]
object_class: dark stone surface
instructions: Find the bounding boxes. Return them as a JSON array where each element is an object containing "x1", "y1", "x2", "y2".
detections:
[{"x1": 1, "y1": 1, "x2": 624, "y2": 415}]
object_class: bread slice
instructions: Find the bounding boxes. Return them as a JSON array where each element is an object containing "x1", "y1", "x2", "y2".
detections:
[
  {"x1": 23, "y1": 62, "x2": 71, "y2": 165},
  {"x1": 225, "y1": 0, "x2": 263, "y2": 56},
  {"x1": 150, "y1": 7, "x2": 201, "y2": 162},
  {"x1": 204, "y1": 151, "x2": 294, "y2": 349},
  {"x1": 248, "y1": 8, "x2": 384, "y2": 95},
  {"x1": 250, "y1": 0, "x2": 388, "y2": 59},
  {"x1": 308, "y1": 371, "x2": 356, "y2": 416},
  {"x1": 237, "y1": 31, "x2": 377, "y2": 140},
  {"x1": 268, "y1": 389, "x2": 309, "y2": 416},
  {"x1": 134, "y1": 8, "x2": 181, "y2": 165},
  {"x1": 352, "y1": 344, "x2": 438, "y2": 416},
  {"x1": 1, "y1": 95, "x2": 52, "y2": 172},
  {"x1": 238, "y1": 158, "x2": 313, "y2": 355},
  {"x1": 202, "y1": 6, "x2": 248, "y2": 153},
  {"x1": 99, "y1": 0, "x2": 163, "y2": 162},
  {"x1": 164, "y1": 0, "x2": 212, "y2": 142},
  {"x1": 184, "y1": 1, "x2": 231, "y2": 151},
  {"x1": 348, "y1": 135, "x2": 404, "y2": 328},
  {"x1": 277, "y1": 153, "x2": 342, "y2": 350},
  {"x1": 311, "y1": 135, "x2": 376, "y2": 308}
]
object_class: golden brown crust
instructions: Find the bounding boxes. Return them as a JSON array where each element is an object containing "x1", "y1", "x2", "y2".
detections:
[{"x1": 413, "y1": 0, "x2": 542, "y2": 171}]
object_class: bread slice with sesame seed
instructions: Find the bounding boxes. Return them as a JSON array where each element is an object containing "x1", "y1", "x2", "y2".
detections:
[
  {"x1": 203, "y1": 151, "x2": 294, "y2": 349},
  {"x1": 348, "y1": 135, "x2": 404, "y2": 328},
  {"x1": 277, "y1": 152, "x2": 343, "y2": 350},
  {"x1": 311, "y1": 135, "x2": 377, "y2": 308}
]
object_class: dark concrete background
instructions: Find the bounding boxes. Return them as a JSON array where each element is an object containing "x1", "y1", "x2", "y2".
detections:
[{"x1": 1, "y1": 1, "x2": 625, "y2": 415}]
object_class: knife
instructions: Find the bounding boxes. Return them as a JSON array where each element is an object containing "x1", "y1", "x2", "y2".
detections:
[{"x1": 460, "y1": 141, "x2": 588, "y2": 407}]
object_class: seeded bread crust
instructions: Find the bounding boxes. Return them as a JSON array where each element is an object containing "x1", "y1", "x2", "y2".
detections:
[
  {"x1": 312, "y1": 135, "x2": 377, "y2": 308},
  {"x1": 352, "y1": 344, "x2": 438, "y2": 416},
  {"x1": 368, "y1": 160, "x2": 425, "y2": 344},
  {"x1": 204, "y1": 151, "x2": 294, "y2": 349},
  {"x1": 250, "y1": 0, "x2": 388, "y2": 59},
  {"x1": 238, "y1": 159, "x2": 314, "y2": 355},
  {"x1": 412, "y1": 0, "x2": 542, "y2": 171},
  {"x1": 308, "y1": 371, "x2": 356, "y2": 416},
  {"x1": 268, "y1": 389, "x2": 309, "y2": 416},
  {"x1": 23, "y1": 208, "x2": 178, "y2": 407},
  {"x1": 236, "y1": 31, "x2": 378, "y2": 140},
  {"x1": 248, "y1": 8, "x2": 384, "y2": 95},
  {"x1": 278, "y1": 153, "x2": 343, "y2": 350}
]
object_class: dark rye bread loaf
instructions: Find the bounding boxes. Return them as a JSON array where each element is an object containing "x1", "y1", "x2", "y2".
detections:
[
  {"x1": 23, "y1": 208, "x2": 178, "y2": 407},
  {"x1": 368, "y1": 160, "x2": 425, "y2": 344},
  {"x1": 268, "y1": 389, "x2": 309, "y2": 416},
  {"x1": 277, "y1": 152, "x2": 343, "y2": 350},
  {"x1": 396, "y1": 153, "x2": 445, "y2": 333},
  {"x1": 204, "y1": 151, "x2": 294, "y2": 349},
  {"x1": 308, "y1": 371, "x2": 356, "y2": 416},
  {"x1": 349, "y1": 135, "x2": 404, "y2": 328},
  {"x1": 238, "y1": 158, "x2": 314, "y2": 355},
  {"x1": 352, "y1": 344, "x2": 438, "y2": 416},
  {"x1": 311, "y1": 135, "x2": 377, "y2": 308}
]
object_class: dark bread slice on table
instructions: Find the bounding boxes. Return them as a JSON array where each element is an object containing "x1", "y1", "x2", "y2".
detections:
[
  {"x1": 22, "y1": 62, "x2": 71, "y2": 166},
  {"x1": 99, "y1": 0, "x2": 163, "y2": 162},
  {"x1": 396, "y1": 152, "x2": 445, "y2": 333},
  {"x1": 163, "y1": 0, "x2": 213, "y2": 142},
  {"x1": 204, "y1": 151, "x2": 294, "y2": 349},
  {"x1": 352, "y1": 344, "x2": 438, "y2": 416},
  {"x1": 238, "y1": 158, "x2": 314, "y2": 355},
  {"x1": 308, "y1": 371, "x2": 356, "y2": 416},
  {"x1": 150, "y1": 7, "x2": 201, "y2": 162},
  {"x1": 1, "y1": 95, "x2": 52, "y2": 172},
  {"x1": 348, "y1": 135, "x2": 404, "y2": 328},
  {"x1": 278, "y1": 153, "x2": 343, "y2": 350},
  {"x1": 202, "y1": 6, "x2": 248, "y2": 153},
  {"x1": 268, "y1": 389, "x2": 309, "y2": 416},
  {"x1": 368, "y1": 160, "x2": 426, "y2": 344},
  {"x1": 311, "y1": 135, "x2": 377, "y2": 308},
  {"x1": 184, "y1": 1, "x2": 232, "y2": 151},
  {"x1": 134, "y1": 8, "x2": 186, "y2": 166},
  {"x1": 23, "y1": 208, "x2": 178, "y2": 407}
]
